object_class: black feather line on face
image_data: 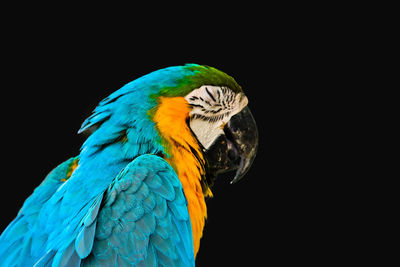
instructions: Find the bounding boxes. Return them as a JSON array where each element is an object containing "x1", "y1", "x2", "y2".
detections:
[
  {"x1": 217, "y1": 89, "x2": 221, "y2": 100},
  {"x1": 190, "y1": 103, "x2": 204, "y2": 108},
  {"x1": 192, "y1": 114, "x2": 209, "y2": 121},
  {"x1": 205, "y1": 87, "x2": 216, "y2": 102},
  {"x1": 211, "y1": 108, "x2": 222, "y2": 114},
  {"x1": 228, "y1": 92, "x2": 234, "y2": 104}
]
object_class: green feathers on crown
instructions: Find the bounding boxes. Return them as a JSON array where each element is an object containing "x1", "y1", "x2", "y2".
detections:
[{"x1": 159, "y1": 64, "x2": 242, "y2": 97}]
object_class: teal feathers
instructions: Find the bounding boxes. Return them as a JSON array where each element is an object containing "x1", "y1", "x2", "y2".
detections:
[
  {"x1": 84, "y1": 155, "x2": 194, "y2": 266},
  {"x1": 0, "y1": 64, "x2": 241, "y2": 266}
]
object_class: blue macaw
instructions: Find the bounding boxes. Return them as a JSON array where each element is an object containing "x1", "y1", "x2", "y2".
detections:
[{"x1": 0, "y1": 64, "x2": 258, "y2": 266}]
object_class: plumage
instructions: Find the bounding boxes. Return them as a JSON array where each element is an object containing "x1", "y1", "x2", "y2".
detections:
[
  {"x1": 0, "y1": 64, "x2": 256, "y2": 266},
  {"x1": 82, "y1": 155, "x2": 194, "y2": 266}
]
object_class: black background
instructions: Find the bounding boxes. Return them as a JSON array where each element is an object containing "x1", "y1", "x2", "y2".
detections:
[{"x1": 0, "y1": 16, "x2": 362, "y2": 265}]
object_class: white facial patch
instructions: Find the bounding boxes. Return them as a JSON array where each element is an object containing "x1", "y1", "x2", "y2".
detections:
[{"x1": 185, "y1": 85, "x2": 248, "y2": 150}]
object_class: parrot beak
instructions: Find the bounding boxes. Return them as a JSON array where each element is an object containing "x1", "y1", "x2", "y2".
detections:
[
  {"x1": 225, "y1": 106, "x2": 258, "y2": 183},
  {"x1": 204, "y1": 106, "x2": 258, "y2": 184}
]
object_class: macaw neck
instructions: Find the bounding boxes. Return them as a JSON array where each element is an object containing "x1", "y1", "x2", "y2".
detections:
[{"x1": 152, "y1": 96, "x2": 212, "y2": 256}]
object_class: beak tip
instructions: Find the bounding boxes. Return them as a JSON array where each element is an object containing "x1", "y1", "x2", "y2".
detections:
[
  {"x1": 230, "y1": 176, "x2": 239, "y2": 184},
  {"x1": 230, "y1": 177, "x2": 241, "y2": 184},
  {"x1": 230, "y1": 170, "x2": 246, "y2": 184}
]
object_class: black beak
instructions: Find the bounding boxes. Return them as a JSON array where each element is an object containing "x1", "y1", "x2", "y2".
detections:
[{"x1": 204, "y1": 106, "x2": 258, "y2": 184}]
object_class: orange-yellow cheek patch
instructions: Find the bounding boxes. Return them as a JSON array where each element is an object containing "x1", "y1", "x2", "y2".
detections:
[{"x1": 152, "y1": 96, "x2": 208, "y2": 256}]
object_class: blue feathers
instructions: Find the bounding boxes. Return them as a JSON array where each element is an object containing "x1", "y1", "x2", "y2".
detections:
[
  {"x1": 0, "y1": 155, "x2": 195, "y2": 266},
  {"x1": 83, "y1": 155, "x2": 194, "y2": 266},
  {"x1": 75, "y1": 194, "x2": 103, "y2": 259},
  {"x1": 0, "y1": 65, "x2": 205, "y2": 266}
]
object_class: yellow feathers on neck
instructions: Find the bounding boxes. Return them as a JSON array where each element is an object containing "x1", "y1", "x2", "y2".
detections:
[{"x1": 152, "y1": 96, "x2": 210, "y2": 256}]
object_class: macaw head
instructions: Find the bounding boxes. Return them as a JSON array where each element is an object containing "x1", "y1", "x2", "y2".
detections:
[
  {"x1": 80, "y1": 64, "x2": 258, "y2": 191},
  {"x1": 177, "y1": 73, "x2": 258, "y2": 186},
  {"x1": 184, "y1": 85, "x2": 258, "y2": 185},
  {"x1": 146, "y1": 64, "x2": 258, "y2": 190}
]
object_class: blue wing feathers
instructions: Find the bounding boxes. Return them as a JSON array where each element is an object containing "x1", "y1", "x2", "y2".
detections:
[
  {"x1": 83, "y1": 154, "x2": 195, "y2": 266},
  {"x1": 1, "y1": 155, "x2": 193, "y2": 266},
  {"x1": 74, "y1": 194, "x2": 103, "y2": 259},
  {"x1": 32, "y1": 250, "x2": 55, "y2": 267},
  {"x1": 52, "y1": 241, "x2": 80, "y2": 267},
  {"x1": 75, "y1": 220, "x2": 96, "y2": 259},
  {"x1": 83, "y1": 194, "x2": 103, "y2": 227}
]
